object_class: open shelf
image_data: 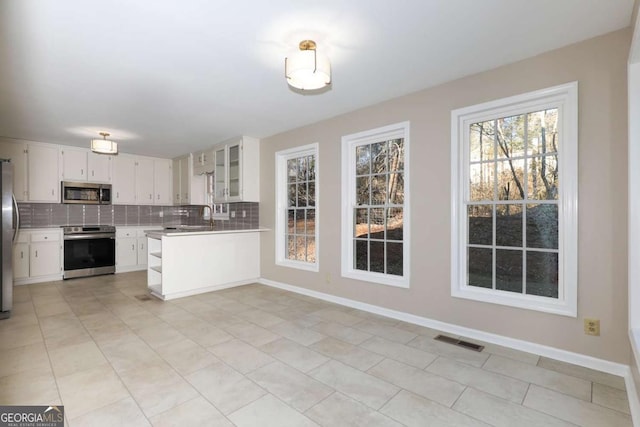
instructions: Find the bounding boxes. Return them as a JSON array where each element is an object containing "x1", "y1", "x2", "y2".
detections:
[
  {"x1": 148, "y1": 284, "x2": 162, "y2": 295},
  {"x1": 150, "y1": 252, "x2": 162, "y2": 259},
  {"x1": 150, "y1": 265, "x2": 162, "y2": 273}
]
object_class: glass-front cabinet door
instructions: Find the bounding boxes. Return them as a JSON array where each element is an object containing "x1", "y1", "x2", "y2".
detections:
[
  {"x1": 228, "y1": 143, "x2": 241, "y2": 200},
  {"x1": 214, "y1": 146, "x2": 226, "y2": 202}
]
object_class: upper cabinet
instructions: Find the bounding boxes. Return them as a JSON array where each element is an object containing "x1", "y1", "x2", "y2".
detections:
[
  {"x1": 28, "y1": 144, "x2": 60, "y2": 202},
  {"x1": 193, "y1": 148, "x2": 215, "y2": 175},
  {"x1": 0, "y1": 138, "x2": 28, "y2": 201},
  {"x1": 88, "y1": 152, "x2": 111, "y2": 182},
  {"x1": 112, "y1": 154, "x2": 137, "y2": 204},
  {"x1": 172, "y1": 154, "x2": 205, "y2": 205},
  {"x1": 213, "y1": 136, "x2": 259, "y2": 203},
  {"x1": 153, "y1": 159, "x2": 172, "y2": 205},
  {"x1": 135, "y1": 157, "x2": 155, "y2": 205},
  {"x1": 113, "y1": 155, "x2": 172, "y2": 206},
  {"x1": 61, "y1": 147, "x2": 112, "y2": 183}
]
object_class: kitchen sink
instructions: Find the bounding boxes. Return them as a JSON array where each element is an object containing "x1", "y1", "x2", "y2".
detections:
[{"x1": 163, "y1": 225, "x2": 215, "y2": 232}]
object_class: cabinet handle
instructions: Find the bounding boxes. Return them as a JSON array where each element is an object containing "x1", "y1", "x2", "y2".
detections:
[
  {"x1": 149, "y1": 194, "x2": 152, "y2": 200},
  {"x1": 157, "y1": 194, "x2": 160, "y2": 200},
  {"x1": 35, "y1": 250, "x2": 38, "y2": 258},
  {"x1": 92, "y1": 170, "x2": 94, "y2": 177},
  {"x1": 51, "y1": 189, "x2": 54, "y2": 196},
  {"x1": 81, "y1": 168, "x2": 84, "y2": 176},
  {"x1": 132, "y1": 244, "x2": 135, "y2": 250},
  {"x1": 117, "y1": 192, "x2": 119, "y2": 198},
  {"x1": 20, "y1": 251, "x2": 23, "y2": 259},
  {"x1": 141, "y1": 243, "x2": 144, "y2": 250}
]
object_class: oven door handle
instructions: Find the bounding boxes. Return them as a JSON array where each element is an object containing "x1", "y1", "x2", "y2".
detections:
[{"x1": 64, "y1": 233, "x2": 116, "y2": 240}]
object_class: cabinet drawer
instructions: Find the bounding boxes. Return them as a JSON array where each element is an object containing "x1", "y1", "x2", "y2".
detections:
[
  {"x1": 116, "y1": 228, "x2": 137, "y2": 238},
  {"x1": 30, "y1": 232, "x2": 60, "y2": 242}
]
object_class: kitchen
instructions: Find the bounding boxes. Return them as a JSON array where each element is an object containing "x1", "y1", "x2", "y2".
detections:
[
  {"x1": 0, "y1": 1, "x2": 638, "y2": 426},
  {"x1": 0, "y1": 134, "x2": 263, "y2": 300}
]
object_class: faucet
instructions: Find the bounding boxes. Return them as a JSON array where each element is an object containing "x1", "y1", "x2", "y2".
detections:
[{"x1": 200, "y1": 205, "x2": 215, "y2": 230}]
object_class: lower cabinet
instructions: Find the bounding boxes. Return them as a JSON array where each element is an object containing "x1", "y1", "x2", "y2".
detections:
[
  {"x1": 147, "y1": 230, "x2": 261, "y2": 300},
  {"x1": 13, "y1": 229, "x2": 63, "y2": 284},
  {"x1": 116, "y1": 227, "x2": 161, "y2": 272}
]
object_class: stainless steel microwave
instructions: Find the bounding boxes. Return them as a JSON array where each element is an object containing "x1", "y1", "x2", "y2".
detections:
[{"x1": 61, "y1": 181, "x2": 112, "y2": 205}]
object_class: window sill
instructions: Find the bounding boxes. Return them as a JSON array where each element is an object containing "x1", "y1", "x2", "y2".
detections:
[
  {"x1": 276, "y1": 259, "x2": 319, "y2": 273},
  {"x1": 452, "y1": 285, "x2": 576, "y2": 317},
  {"x1": 342, "y1": 269, "x2": 410, "y2": 289}
]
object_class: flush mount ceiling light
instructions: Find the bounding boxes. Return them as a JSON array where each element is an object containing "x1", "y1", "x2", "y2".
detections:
[
  {"x1": 90, "y1": 132, "x2": 118, "y2": 155},
  {"x1": 285, "y1": 40, "x2": 331, "y2": 91}
]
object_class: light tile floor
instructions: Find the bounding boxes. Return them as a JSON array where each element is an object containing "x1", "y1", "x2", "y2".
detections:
[{"x1": 0, "y1": 271, "x2": 633, "y2": 426}]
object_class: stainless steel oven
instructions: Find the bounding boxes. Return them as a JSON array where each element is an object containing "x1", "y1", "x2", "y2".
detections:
[
  {"x1": 63, "y1": 225, "x2": 116, "y2": 279},
  {"x1": 61, "y1": 181, "x2": 112, "y2": 204}
]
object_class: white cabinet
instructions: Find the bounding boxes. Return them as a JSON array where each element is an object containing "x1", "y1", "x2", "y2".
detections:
[
  {"x1": 0, "y1": 139, "x2": 28, "y2": 201},
  {"x1": 135, "y1": 158, "x2": 154, "y2": 205},
  {"x1": 153, "y1": 159, "x2": 172, "y2": 205},
  {"x1": 114, "y1": 155, "x2": 172, "y2": 206},
  {"x1": 137, "y1": 235, "x2": 147, "y2": 267},
  {"x1": 88, "y1": 152, "x2": 111, "y2": 182},
  {"x1": 29, "y1": 231, "x2": 61, "y2": 277},
  {"x1": 0, "y1": 140, "x2": 57, "y2": 203},
  {"x1": 116, "y1": 227, "x2": 161, "y2": 272},
  {"x1": 13, "y1": 229, "x2": 62, "y2": 284},
  {"x1": 193, "y1": 149, "x2": 214, "y2": 175},
  {"x1": 172, "y1": 154, "x2": 205, "y2": 205},
  {"x1": 213, "y1": 136, "x2": 259, "y2": 203},
  {"x1": 62, "y1": 147, "x2": 88, "y2": 181},
  {"x1": 172, "y1": 157, "x2": 181, "y2": 205},
  {"x1": 12, "y1": 242, "x2": 29, "y2": 280},
  {"x1": 147, "y1": 231, "x2": 261, "y2": 300},
  {"x1": 62, "y1": 147, "x2": 112, "y2": 183},
  {"x1": 116, "y1": 228, "x2": 138, "y2": 269},
  {"x1": 28, "y1": 144, "x2": 60, "y2": 202},
  {"x1": 112, "y1": 155, "x2": 137, "y2": 204}
]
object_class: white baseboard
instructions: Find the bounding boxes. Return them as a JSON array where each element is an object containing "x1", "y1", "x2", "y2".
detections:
[
  {"x1": 156, "y1": 278, "x2": 260, "y2": 301},
  {"x1": 14, "y1": 273, "x2": 63, "y2": 285},
  {"x1": 260, "y1": 277, "x2": 639, "y2": 425},
  {"x1": 259, "y1": 277, "x2": 630, "y2": 377}
]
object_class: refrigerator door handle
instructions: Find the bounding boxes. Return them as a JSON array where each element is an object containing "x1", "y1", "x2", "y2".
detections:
[{"x1": 11, "y1": 193, "x2": 19, "y2": 243}]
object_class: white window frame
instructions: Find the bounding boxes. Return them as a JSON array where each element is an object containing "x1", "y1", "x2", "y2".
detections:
[
  {"x1": 341, "y1": 121, "x2": 411, "y2": 288},
  {"x1": 275, "y1": 143, "x2": 319, "y2": 272},
  {"x1": 451, "y1": 82, "x2": 578, "y2": 317}
]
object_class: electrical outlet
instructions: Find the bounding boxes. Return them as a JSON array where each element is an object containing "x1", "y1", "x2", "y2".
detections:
[{"x1": 584, "y1": 318, "x2": 600, "y2": 336}]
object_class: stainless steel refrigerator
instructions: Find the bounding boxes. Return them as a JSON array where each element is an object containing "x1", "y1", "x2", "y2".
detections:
[{"x1": 1, "y1": 159, "x2": 16, "y2": 319}]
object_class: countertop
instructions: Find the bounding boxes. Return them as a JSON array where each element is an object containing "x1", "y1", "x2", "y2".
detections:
[{"x1": 145, "y1": 228, "x2": 269, "y2": 238}]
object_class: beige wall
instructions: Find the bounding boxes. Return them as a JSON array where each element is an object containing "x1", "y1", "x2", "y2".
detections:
[{"x1": 259, "y1": 29, "x2": 631, "y2": 363}]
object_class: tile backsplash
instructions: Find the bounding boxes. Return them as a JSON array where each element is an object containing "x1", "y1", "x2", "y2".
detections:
[{"x1": 17, "y1": 202, "x2": 259, "y2": 230}]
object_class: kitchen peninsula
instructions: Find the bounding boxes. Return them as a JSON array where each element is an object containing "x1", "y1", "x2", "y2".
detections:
[{"x1": 145, "y1": 228, "x2": 266, "y2": 300}]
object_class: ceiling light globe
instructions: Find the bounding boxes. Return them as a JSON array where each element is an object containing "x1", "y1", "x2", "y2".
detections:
[{"x1": 285, "y1": 49, "x2": 331, "y2": 90}]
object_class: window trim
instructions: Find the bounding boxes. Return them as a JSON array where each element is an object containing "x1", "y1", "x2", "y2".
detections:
[
  {"x1": 341, "y1": 121, "x2": 411, "y2": 288},
  {"x1": 451, "y1": 82, "x2": 578, "y2": 317},
  {"x1": 275, "y1": 143, "x2": 320, "y2": 272}
]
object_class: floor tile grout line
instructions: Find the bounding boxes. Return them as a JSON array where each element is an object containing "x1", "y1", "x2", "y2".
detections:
[
  {"x1": 53, "y1": 280, "x2": 154, "y2": 425},
  {"x1": 16, "y1": 273, "x2": 633, "y2": 426},
  {"x1": 28, "y1": 284, "x2": 65, "y2": 411}
]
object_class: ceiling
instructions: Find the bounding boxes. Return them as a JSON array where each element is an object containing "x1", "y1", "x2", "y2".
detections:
[{"x1": 0, "y1": 0, "x2": 634, "y2": 158}]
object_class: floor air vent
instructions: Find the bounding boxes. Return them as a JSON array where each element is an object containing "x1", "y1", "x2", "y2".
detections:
[
  {"x1": 135, "y1": 294, "x2": 152, "y2": 301},
  {"x1": 434, "y1": 335, "x2": 484, "y2": 352}
]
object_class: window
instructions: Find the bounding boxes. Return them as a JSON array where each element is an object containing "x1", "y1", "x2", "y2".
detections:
[
  {"x1": 275, "y1": 143, "x2": 319, "y2": 271},
  {"x1": 451, "y1": 82, "x2": 578, "y2": 316},
  {"x1": 342, "y1": 122, "x2": 410, "y2": 288}
]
